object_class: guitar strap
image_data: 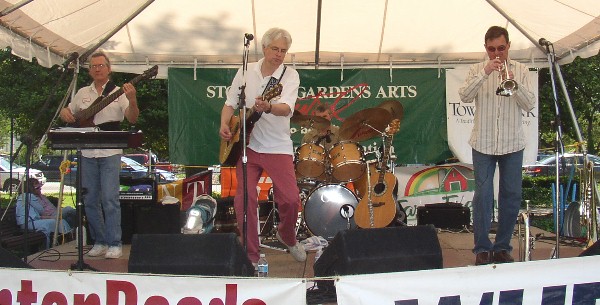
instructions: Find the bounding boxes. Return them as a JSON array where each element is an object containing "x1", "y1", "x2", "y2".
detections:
[
  {"x1": 102, "y1": 81, "x2": 116, "y2": 97},
  {"x1": 262, "y1": 66, "x2": 286, "y2": 96},
  {"x1": 96, "y1": 80, "x2": 119, "y2": 131}
]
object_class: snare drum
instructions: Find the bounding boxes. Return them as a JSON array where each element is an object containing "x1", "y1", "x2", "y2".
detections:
[
  {"x1": 295, "y1": 143, "x2": 326, "y2": 179},
  {"x1": 328, "y1": 141, "x2": 366, "y2": 182}
]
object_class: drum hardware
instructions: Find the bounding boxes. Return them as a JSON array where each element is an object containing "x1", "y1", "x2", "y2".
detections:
[
  {"x1": 496, "y1": 58, "x2": 518, "y2": 97},
  {"x1": 259, "y1": 188, "x2": 287, "y2": 252},
  {"x1": 315, "y1": 130, "x2": 333, "y2": 146}
]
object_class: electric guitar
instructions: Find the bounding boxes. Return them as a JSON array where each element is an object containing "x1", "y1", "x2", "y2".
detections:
[
  {"x1": 355, "y1": 119, "x2": 400, "y2": 228},
  {"x1": 219, "y1": 84, "x2": 283, "y2": 166},
  {"x1": 73, "y1": 65, "x2": 159, "y2": 129}
]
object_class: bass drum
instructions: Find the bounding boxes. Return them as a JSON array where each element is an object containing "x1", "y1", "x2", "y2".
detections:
[{"x1": 303, "y1": 184, "x2": 358, "y2": 240}]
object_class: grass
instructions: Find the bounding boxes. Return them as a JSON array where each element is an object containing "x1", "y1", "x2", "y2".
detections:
[{"x1": 1, "y1": 192, "x2": 77, "y2": 209}]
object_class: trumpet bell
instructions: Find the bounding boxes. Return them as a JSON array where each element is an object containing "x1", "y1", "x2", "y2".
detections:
[{"x1": 497, "y1": 79, "x2": 519, "y2": 97}]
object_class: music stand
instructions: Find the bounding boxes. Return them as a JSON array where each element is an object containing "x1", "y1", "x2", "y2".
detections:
[{"x1": 48, "y1": 128, "x2": 143, "y2": 271}]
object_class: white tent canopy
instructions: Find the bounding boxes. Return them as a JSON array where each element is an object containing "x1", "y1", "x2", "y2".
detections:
[{"x1": 0, "y1": 0, "x2": 599, "y2": 78}]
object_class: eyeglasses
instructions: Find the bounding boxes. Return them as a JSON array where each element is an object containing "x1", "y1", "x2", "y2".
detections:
[
  {"x1": 486, "y1": 45, "x2": 507, "y2": 53},
  {"x1": 90, "y1": 64, "x2": 107, "y2": 69}
]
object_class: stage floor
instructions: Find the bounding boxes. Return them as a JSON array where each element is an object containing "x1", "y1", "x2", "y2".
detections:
[{"x1": 24, "y1": 225, "x2": 587, "y2": 305}]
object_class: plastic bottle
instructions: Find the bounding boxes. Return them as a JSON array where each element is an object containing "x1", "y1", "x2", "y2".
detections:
[{"x1": 257, "y1": 253, "x2": 268, "y2": 277}]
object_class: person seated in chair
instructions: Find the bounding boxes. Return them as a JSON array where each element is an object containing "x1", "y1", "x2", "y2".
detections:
[{"x1": 15, "y1": 178, "x2": 75, "y2": 240}]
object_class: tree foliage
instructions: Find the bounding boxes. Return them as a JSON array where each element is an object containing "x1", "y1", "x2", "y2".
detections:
[{"x1": 538, "y1": 52, "x2": 600, "y2": 154}]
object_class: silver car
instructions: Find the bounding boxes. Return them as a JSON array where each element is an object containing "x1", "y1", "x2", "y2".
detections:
[{"x1": 0, "y1": 156, "x2": 47, "y2": 192}]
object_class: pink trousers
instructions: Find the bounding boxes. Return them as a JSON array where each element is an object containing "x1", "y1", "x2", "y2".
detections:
[{"x1": 234, "y1": 149, "x2": 300, "y2": 263}]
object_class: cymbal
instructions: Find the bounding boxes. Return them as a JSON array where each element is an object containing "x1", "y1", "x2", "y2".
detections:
[
  {"x1": 339, "y1": 108, "x2": 392, "y2": 141},
  {"x1": 291, "y1": 111, "x2": 330, "y2": 130},
  {"x1": 377, "y1": 100, "x2": 404, "y2": 121}
]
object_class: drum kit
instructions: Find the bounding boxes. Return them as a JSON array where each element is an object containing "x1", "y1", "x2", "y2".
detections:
[{"x1": 289, "y1": 100, "x2": 406, "y2": 240}]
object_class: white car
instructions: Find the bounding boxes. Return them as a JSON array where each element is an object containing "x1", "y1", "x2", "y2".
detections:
[{"x1": 0, "y1": 156, "x2": 47, "y2": 192}]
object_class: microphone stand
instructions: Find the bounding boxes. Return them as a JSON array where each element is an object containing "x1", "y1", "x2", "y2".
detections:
[
  {"x1": 543, "y1": 42, "x2": 586, "y2": 259},
  {"x1": 545, "y1": 43, "x2": 563, "y2": 259},
  {"x1": 239, "y1": 34, "x2": 252, "y2": 254},
  {"x1": 15, "y1": 54, "x2": 79, "y2": 263}
]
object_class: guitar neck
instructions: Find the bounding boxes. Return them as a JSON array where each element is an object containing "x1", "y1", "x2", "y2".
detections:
[
  {"x1": 74, "y1": 68, "x2": 154, "y2": 122},
  {"x1": 75, "y1": 88, "x2": 124, "y2": 122},
  {"x1": 377, "y1": 136, "x2": 393, "y2": 182}
]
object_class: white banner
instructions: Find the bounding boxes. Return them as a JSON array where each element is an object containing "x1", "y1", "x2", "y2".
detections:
[
  {"x1": 0, "y1": 269, "x2": 306, "y2": 305},
  {"x1": 394, "y1": 163, "x2": 475, "y2": 225},
  {"x1": 336, "y1": 255, "x2": 600, "y2": 305},
  {"x1": 445, "y1": 68, "x2": 539, "y2": 165}
]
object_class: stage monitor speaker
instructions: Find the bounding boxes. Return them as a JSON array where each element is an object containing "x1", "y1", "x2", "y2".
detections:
[
  {"x1": 0, "y1": 247, "x2": 32, "y2": 268},
  {"x1": 314, "y1": 225, "x2": 442, "y2": 277},
  {"x1": 128, "y1": 233, "x2": 253, "y2": 276},
  {"x1": 579, "y1": 240, "x2": 600, "y2": 257},
  {"x1": 417, "y1": 203, "x2": 470, "y2": 229}
]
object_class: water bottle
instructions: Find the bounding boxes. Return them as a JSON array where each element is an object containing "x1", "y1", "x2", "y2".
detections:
[{"x1": 257, "y1": 253, "x2": 268, "y2": 277}]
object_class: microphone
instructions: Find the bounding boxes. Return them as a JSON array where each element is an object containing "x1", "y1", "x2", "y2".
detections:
[
  {"x1": 62, "y1": 52, "x2": 79, "y2": 68},
  {"x1": 245, "y1": 33, "x2": 254, "y2": 41},
  {"x1": 325, "y1": 130, "x2": 332, "y2": 143},
  {"x1": 538, "y1": 38, "x2": 552, "y2": 47}
]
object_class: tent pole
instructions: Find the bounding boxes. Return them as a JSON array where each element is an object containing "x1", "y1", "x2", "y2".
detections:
[
  {"x1": 486, "y1": 0, "x2": 549, "y2": 55},
  {"x1": 314, "y1": 0, "x2": 322, "y2": 69},
  {"x1": 0, "y1": 0, "x2": 34, "y2": 17},
  {"x1": 79, "y1": 0, "x2": 155, "y2": 61}
]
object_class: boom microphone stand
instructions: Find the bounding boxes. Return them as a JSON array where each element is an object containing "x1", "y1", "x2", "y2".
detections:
[
  {"x1": 540, "y1": 38, "x2": 586, "y2": 259},
  {"x1": 239, "y1": 33, "x2": 253, "y2": 254},
  {"x1": 15, "y1": 53, "x2": 80, "y2": 263}
]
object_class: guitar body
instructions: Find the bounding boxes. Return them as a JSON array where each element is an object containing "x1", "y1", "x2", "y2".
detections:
[
  {"x1": 355, "y1": 171, "x2": 397, "y2": 228},
  {"x1": 219, "y1": 114, "x2": 241, "y2": 166},
  {"x1": 354, "y1": 118, "x2": 401, "y2": 229},
  {"x1": 218, "y1": 84, "x2": 282, "y2": 166}
]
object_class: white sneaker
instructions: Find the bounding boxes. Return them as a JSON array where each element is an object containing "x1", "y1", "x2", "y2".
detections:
[
  {"x1": 276, "y1": 231, "x2": 307, "y2": 262},
  {"x1": 105, "y1": 246, "x2": 123, "y2": 259},
  {"x1": 87, "y1": 244, "x2": 107, "y2": 257}
]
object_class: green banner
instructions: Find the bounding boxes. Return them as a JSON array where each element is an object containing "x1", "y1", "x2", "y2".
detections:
[{"x1": 168, "y1": 68, "x2": 451, "y2": 166}]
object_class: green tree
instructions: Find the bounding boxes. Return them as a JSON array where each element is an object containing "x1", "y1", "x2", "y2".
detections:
[{"x1": 538, "y1": 52, "x2": 600, "y2": 154}]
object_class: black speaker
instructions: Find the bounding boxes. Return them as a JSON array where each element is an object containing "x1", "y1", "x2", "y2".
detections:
[
  {"x1": 314, "y1": 225, "x2": 443, "y2": 277},
  {"x1": 120, "y1": 202, "x2": 182, "y2": 244},
  {"x1": 128, "y1": 233, "x2": 253, "y2": 276},
  {"x1": 0, "y1": 247, "x2": 32, "y2": 268},
  {"x1": 417, "y1": 203, "x2": 470, "y2": 229},
  {"x1": 579, "y1": 240, "x2": 600, "y2": 257}
]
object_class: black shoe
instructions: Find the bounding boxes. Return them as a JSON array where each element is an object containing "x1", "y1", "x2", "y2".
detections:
[
  {"x1": 493, "y1": 250, "x2": 515, "y2": 263},
  {"x1": 475, "y1": 251, "x2": 491, "y2": 265}
]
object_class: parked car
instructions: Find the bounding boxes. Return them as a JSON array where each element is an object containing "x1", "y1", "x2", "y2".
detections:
[
  {"x1": 523, "y1": 153, "x2": 600, "y2": 179},
  {"x1": 0, "y1": 156, "x2": 47, "y2": 192},
  {"x1": 120, "y1": 156, "x2": 177, "y2": 184},
  {"x1": 124, "y1": 153, "x2": 173, "y2": 172},
  {"x1": 31, "y1": 154, "x2": 78, "y2": 185}
]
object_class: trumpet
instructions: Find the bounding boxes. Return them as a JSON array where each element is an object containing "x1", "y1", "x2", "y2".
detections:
[{"x1": 495, "y1": 57, "x2": 518, "y2": 97}]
